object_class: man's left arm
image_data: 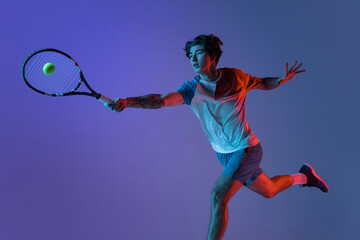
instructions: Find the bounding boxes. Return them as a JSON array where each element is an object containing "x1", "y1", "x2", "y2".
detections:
[{"x1": 257, "y1": 61, "x2": 306, "y2": 90}]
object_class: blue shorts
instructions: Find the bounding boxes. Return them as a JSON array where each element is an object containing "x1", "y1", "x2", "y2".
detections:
[{"x1": 216, "y1": 143, "x2": 263, "y2": 186}]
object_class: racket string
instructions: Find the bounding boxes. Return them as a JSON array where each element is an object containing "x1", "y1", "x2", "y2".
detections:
[{"x1": 24, "y1": 51, "x2": 81, "y2": 95}]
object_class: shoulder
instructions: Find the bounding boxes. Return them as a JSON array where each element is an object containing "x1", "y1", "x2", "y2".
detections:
[
  {"x1": 218, "y1": 67, "x2": 244, "y2": 80},
  {"x1": 175, "y1": 76, "x2": 200, "y2": 105},
  {"x1": 219, "y1": 67, "x2": 244, "y2": 75},
  {"x1": 191, "y1": 75, "x2": 200, "y2": 84},
  {"x1": 223, "y1": 67, "x2": 245, "y2": 75}
]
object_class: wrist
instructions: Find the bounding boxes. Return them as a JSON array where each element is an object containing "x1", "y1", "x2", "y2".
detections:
[{"x1": 278, "y1": 76, "x2": 286, "y2": 85}]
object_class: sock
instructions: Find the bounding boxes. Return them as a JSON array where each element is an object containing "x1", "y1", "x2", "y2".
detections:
[{"x1": 291, "y1": 173, "x2": 307, "y2": 185}]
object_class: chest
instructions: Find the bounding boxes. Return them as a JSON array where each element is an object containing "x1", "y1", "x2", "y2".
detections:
[{"x1": 198, "y1": 76, "x2": 244, "y2": 101}]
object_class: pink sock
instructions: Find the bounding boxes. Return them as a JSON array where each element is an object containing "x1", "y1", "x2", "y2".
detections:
[{"x1": 291, "y1": 173, "x2": 307, "y2": 185}]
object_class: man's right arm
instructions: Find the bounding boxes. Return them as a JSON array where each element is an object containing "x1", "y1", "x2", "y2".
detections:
[{"x1": 106, "y1": 92, "x2": 184, "y2": 112}]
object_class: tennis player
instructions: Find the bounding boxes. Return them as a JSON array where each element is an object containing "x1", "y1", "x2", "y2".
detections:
[{"x1": 105, "y1": 34, "x2": 329, "y2": 240}]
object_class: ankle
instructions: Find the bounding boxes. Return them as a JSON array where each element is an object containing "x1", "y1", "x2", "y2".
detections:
[{"x1": 291, "y1": 173, "x2": 307, "y2": 185}]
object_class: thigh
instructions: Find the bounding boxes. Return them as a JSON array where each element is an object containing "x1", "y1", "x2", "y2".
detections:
[
  {"x1": 212, "y1": 174, "x2": 243, "y2": 200},
  {"x1": 246, "y1": 172, "x2": 274, "y2": 196},
  {"x1": 219, "y1": 143, "x2": 263, "y2": 186}
]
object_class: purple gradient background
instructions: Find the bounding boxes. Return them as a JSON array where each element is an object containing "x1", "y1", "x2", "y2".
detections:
[{"x1": 1, "y1": 0, "x2": 359, "y2": 239}]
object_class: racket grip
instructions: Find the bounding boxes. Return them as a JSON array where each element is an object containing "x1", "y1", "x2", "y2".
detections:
[{"x1": 97, "y1": 94, "x2": 113, "y2": 104}]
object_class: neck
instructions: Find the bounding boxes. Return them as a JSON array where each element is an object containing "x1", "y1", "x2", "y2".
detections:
[{"x1": 199, "y1": 66, "x2": 219, "y2": 82}]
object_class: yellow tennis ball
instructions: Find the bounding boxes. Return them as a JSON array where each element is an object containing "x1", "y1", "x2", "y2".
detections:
[{"x1": 43, "y1": 63, "x2": 55, "y2": 75}]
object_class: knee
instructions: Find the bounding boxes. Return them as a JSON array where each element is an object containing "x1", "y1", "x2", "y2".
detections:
[
  {"x1": 210, "y1": 190, "x2": 227, "y2": 206},
  {"x1": 262, "y1": 190, "x2": 276, "y2": 199}
]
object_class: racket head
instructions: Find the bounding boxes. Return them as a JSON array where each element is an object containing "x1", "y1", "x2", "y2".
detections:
[{"x1": 22, "y1": 48, "x2": 83, "y2": 96}]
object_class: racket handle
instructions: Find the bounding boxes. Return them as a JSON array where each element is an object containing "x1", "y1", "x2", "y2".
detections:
[{"x1": 97, "y1": 94, "x2": 113, "y2": 104}]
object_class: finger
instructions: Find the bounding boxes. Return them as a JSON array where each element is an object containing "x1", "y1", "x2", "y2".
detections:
[
  {"x1": 105, "y1": 101, "x2": 115, "y2": 107},
  {"x1": 116, "y1": 100, "x2": 124, "y2": 109},
  {"x1": 115, "y1": 102, "x2": 122, "y2": 110},
  {"x1": 290, "y1": 61, "x2": 298, "y2": 72},
  {"x1": 294, "y1": 62, "x2": 303, "y2": 72},
  {"x1": 286, "y1": 62, "x2": 289, "y2": 72},
  {"x1": 115, "y1": 103, "x2": 125, "y2": 112},
  {"x1": 112, "y1": 98, "x2": 119, "y2": 107},
  {"x1": 295, "y1": 69, "x2": 306, "y2": 74}
]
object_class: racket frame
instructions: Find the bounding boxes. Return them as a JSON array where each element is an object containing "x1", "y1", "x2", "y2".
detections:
[{"x1": 22, "y1": 48, "x2": 111, "y2": 102}]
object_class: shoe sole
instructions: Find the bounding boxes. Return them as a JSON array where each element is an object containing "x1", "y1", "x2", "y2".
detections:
[{"x1": 303, "y1": 163, "x2": 329, "y2": 193}]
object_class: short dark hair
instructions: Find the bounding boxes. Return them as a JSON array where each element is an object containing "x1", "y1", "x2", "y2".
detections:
[{"x1": 184, "y1": 34, "x2": 223, "y2": 66}]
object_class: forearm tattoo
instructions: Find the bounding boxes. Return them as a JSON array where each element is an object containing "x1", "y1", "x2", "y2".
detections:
[
  {"x1": 261, "y1": 77, "x2": 281, "y2": 90},
  {"x1": 126, "y1": 94, "x2": 165, "y2": 109}
]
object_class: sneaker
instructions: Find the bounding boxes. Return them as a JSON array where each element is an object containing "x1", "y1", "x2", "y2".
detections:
[{"x1": 299, "y1": 163, "x2": 329, "y2": 193}]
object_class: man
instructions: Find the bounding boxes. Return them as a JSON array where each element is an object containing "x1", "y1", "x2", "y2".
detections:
[{"x1": 105, "y1": 34, "x2": 329, "y2": 240}]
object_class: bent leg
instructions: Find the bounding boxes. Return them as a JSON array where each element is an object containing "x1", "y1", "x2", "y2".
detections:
[
  {"x1": 247, "y1": 172, "x2": 293, "y2": 199},
  {"x1": 207, "y1": 174, "x2": 243, "y2": 240}
]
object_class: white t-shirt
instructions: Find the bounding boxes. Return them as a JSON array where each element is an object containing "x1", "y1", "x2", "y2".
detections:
[{"x1": 176, "y1": 67, "x2": 262, "y2": 153}]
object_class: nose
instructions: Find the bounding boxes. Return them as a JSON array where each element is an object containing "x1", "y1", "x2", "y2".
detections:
[{"x1": 191, "y1": 54, "x2": 197, "y2": 63}]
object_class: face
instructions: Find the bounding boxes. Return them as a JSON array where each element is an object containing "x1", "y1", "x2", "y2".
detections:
[{"x1": 189, "y1": 44, "x2": 215, "y2": 74}]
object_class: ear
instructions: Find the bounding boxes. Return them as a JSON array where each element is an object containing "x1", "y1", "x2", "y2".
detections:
[{"x1": 210, "y1": 53, "x2": 217, "y2": 62}]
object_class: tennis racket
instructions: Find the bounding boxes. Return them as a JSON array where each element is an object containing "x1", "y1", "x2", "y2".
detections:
[{"x1": 22, "y1": 48, "x2": 113, "y2": 104}]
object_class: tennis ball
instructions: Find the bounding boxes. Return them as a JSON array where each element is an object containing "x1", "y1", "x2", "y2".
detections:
[{"x1": 43, "y1": 63, "x2": 55, "y2": 75}]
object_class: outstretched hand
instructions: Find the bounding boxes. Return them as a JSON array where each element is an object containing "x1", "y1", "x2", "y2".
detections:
[
  {"x1": 104, "y1": 98, "x2": 127, "y2": 113},
  {"x1": 281, "y1": 61, "x2": 306, "y2": 84}
]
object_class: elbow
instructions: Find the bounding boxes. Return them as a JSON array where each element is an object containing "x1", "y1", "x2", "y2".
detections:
[
  {"x1": 260, "y1": 83, "x2": 279, "y2": 91},
  {"x1": 257, "y1": 84, "x2": 267, "y2": 90}
]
